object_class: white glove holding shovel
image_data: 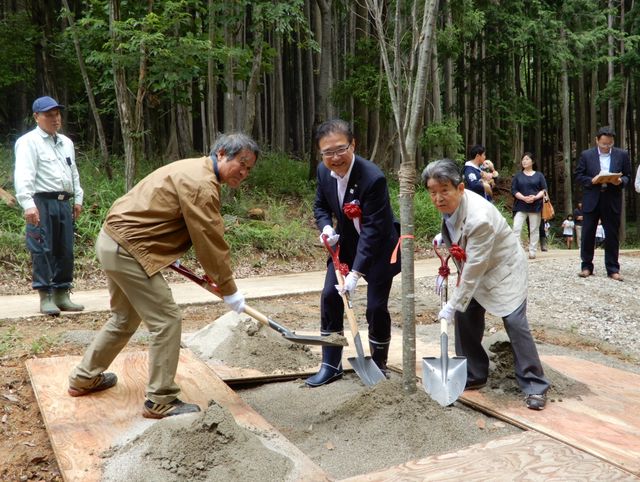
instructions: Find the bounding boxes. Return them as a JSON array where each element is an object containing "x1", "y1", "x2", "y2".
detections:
[
  {"x1": 438, "y1": 301, "x2": 455, "y2": 326},
  {"x1": 223, "y1": 291, "x2": 246, "y2": 314},
  {"x1": 336, "y1": 271, "x2": 361, "y2": 296},
  {"x1": 320, "y1": 225, "x2": 340, "y2": 247}
]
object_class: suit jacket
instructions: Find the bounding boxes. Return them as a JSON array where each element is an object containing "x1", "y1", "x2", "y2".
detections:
[
  {"x1": 574, "y1": 147, "x2": 632, "y2": 214},
  {"x1": 314, "y1": 155, "x2": 401, "y2": 281},
  {"x1": 443, "y1": 190, "x2": 527, "y2": 317}
]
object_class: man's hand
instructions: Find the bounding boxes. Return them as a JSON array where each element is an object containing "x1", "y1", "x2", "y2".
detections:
[
  {"x1": 73, "y1": 204, "x2": 82, "y2": 221},
  {"x1": 432, "y1": 233, "x2": 444, "y2": 247},
  {"x1": 336, "y1": 271, "x2": 360, "y2": 296},
  {"x1": 320, "y1": 225, "x2": 339, "y2": 246},
  {"x1": 24, "y1": 207, "x2": 40, "y2": 226},
  {"x1": 223, "y1": 291, "x2": 246, "y2": 314},
  {"x1": 438, "y1": 301, "x2": 455, "y2": 325}
]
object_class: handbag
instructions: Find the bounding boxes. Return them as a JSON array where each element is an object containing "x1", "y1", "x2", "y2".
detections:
[{"x1": 542, "y1": 190, "x2": 555, "y2": 220}]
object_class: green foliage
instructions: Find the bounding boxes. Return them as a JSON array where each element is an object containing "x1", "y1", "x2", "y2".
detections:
[
  {"x1": 30, "y1": 334, "x2": 56, "y2": 355},
  {"x1": 332, "y1": 38, "x2": 392, "y2": 122},
  {"x1": 240, "y1": 153, "x2": 314, "y2": 198},
  {"x1": 388, "y1": 178, "x2": 442, "y2": 248},
  {"x1": 0, "y1": 327, "x2": 22, "y2": 357},
  {"x1": 0, "y1": 12, "x2": 37, "y2": 90},
  {"x1": 420, "y1": 119, "x2": 465, "y2": 162}
]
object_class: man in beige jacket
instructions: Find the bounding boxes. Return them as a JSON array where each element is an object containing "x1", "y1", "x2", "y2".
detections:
[
  {"x1": 68, "y1": 133, "x2": 259, "y2": 418},
  {"x1": 422, "y1": 159, "x2": 549, "y2": 410}
]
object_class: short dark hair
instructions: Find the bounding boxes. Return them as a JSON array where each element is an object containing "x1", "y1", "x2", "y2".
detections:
[
  {"x1": 421, "y1": 159, "x2": 462, "y2": 188},
  {"x1": 521, "y1": 151, "x2": 536, "y2": 169},
  {"x1": 596, "y1": 126, "x2": 616, "y2": 139},
  {"x1": 210, "y1": 132, "x2": 260, "y2": 162},
  {"x1": 469, "y1": 144, "x2": 485, "y2": 159},
  {"x1": 315, "y1": 119, "x2": 354, "y2": 148}
]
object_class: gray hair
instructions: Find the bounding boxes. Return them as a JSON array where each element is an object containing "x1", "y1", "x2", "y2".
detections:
[
  {"x1": 210, "y1": 132, "x2": 260, "y2": 162},
  {"x1": 421, "y1": 159, "x2": 462, "y2": 187}
]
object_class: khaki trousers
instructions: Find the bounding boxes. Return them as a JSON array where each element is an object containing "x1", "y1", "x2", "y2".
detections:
[{"x1": 69, "y1": 229, "x2": 182, "y2": 404}]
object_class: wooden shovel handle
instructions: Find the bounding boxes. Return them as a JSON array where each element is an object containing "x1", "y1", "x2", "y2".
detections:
[{"x1": 335, "y1": 269, "x2": 360, "y2": 339}]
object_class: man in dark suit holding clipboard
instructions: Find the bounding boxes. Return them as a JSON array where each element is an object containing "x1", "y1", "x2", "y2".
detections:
[{"x1": 575, "y1": 126, "x2": 632, "y2": 281}]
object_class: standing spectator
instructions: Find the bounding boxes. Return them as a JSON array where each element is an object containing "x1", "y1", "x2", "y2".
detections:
[
  {"x1": 575, "y1": 126, "x2": 632, "y2": 281},
  {"x1": 308, "y1": 119, "x2": 401, "y2": 387},
  {"x1": 561, "y1": 214, "x2": 575, "y2": 249},
  {"x1": 573, "y1": 202, "x2": 584, "y2": 248},
  {"x1": 511, "y1": 152, "x2": 548, "y2": 259},
  {"x1": 595, "y1": 221, "x2": 605, "y2": 249},
  {"x1": 422, "y1": 159, "x2": 550, "y2": 410},
  {"x1": 463, "y1": 144, "x2": 493, "y2": 201},
  {"x1": 68, "y1": 133, "x2": 259, "y2": 419},
  {"x1": 14, "y1": 96, "x2": 84, "y2": 316}
]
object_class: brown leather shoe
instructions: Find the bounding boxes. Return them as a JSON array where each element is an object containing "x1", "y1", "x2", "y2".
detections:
[
  {"x1": 608, "y1": 272, "x2": 624, "y2": 281},
  {"x1": 578, "y1": 269, "x2": 592, "y2": 278}
]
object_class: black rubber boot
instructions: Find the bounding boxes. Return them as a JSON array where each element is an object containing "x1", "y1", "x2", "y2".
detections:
[
  {"x1": 305, "y1": 344, "x2": 343, "y2": 387},
  {"x1": 370, "y1": 338, "x2": 390, "y2": 375}
]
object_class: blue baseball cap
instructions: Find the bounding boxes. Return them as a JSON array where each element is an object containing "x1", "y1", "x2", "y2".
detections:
[{"x1": 32, "y1": 96, "x2": 65, "y2": 113}]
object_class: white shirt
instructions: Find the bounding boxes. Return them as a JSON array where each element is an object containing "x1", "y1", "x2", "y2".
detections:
[
  {"x1": 330, "y1": 154, "x2": 355, "y2": 206},
  {"x1": 598, "y1": 148, "x2": 611, "y2": 173},
  {"x1": 14, "y1": 126, "x2": 83, "y2": 211}
]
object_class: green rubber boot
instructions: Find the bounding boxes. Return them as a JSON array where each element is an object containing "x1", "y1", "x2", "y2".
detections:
[
  {"x1": 53, "y1": 289, "x2": 85, "y2": 312},
  {"x1": 39, "y1": 290, "x2": 61, "y2": 316}
]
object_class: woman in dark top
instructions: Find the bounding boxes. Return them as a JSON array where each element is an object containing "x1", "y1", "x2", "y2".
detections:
[{"x1": 511, "y1": 152, "x2": 548, "y2": 259}]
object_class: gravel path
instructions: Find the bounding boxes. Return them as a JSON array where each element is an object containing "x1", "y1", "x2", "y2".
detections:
[{"x1": 526, "y1": 251, "x2": 640, "y2": 362}]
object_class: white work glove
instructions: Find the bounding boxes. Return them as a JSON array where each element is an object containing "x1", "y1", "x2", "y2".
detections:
[
  {"x1": 336, "y1": 271, "x2": 361, "y2": 296},
  {"x1": 432, "y1": 233, "x2": 444, "y2": 247},
  {"x1": 438, "y1": 301, "x2": 455, "y2": 325},
  {"x1": 320, "y1": 225, "x2": 340, "y2": 247},
  {"x1": 223, "y1": 291, "x2": 246, "y2": 314}
]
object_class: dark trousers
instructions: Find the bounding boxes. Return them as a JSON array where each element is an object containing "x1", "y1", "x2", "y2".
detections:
[
  {"x1": 581, "y1": 195, "x2": 621, "y2": 275},
  {"x1": 454, "y1": 298, "x2": 549, "y2": 395},
  {"x1": 26, "y1": 197, "x2": 75, "y2": 291},
  {"x1": 320, "y1": 260, "x2": 393, "y2": 345}
]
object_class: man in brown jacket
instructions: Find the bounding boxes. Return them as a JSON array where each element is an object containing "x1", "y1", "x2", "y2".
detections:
[{"x1": 68, "y1": 133, "x2": 259, "y2": 418}]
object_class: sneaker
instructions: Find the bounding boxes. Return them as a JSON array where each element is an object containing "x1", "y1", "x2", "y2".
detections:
[
  {"x1": 68, "y1": 372, "x2": 117, "y2": 397},
  {"x1": 525, "y1": 393, "x2": 547, "y2": 410},
  {"x1": 142, "y1": 398, "x2": 201, "y2": 419}
]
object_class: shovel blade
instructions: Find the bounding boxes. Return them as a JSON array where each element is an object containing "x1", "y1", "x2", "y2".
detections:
[
  {"x1": 422, "y1": 356, "x2": 467, "y2": 407},
  {"x1": 348, "y1": 355, "x2": 386, "y2": 386}
]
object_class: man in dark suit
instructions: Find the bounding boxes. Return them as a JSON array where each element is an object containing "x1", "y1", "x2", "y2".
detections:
[
  {"x1": 306, "y1": 119, "x2": 401, "y2": 387},
  {"x1": 575, "y1": 126, "x2": 632, "y2": 281}
]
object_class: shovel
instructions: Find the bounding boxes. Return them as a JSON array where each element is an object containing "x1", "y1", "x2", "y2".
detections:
[
  {"x1": 169, "y1": 261, "x2": 347, "y2": 348},
  {"x1": 323, "y1": 236, "x2": 385, "y2": 386},
  {"x1": 421, "y1": 243, "x2": 467, "y2": 406}
]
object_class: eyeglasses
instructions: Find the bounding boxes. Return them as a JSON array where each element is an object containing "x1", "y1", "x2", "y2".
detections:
[{"x1": 320, "y1": 143, "x2": 351, "y2": 159}]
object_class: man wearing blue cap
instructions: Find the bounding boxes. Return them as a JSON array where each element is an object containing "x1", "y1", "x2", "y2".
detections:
[{"x1": 14, "y1": 96, "x2": 85, "y2": 315}]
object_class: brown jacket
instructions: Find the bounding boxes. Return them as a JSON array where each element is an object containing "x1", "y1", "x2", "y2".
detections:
[{"x1": 103, "y1": 156, "x2": 237, "y2": 295}]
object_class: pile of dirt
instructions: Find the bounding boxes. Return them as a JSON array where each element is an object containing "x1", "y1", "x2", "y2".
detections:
[
  {"x1": 239, "y1": 374, "x2": 520, "y2": 479},
  {"x1": 101, "y1": 401, "x2": 292, "y2": 482},
  {"x1": 187, "y1": 314, "x2": 320, "y2": 374},
  {"x1": 481, "y1": 333, "x2": 591, "y2": 402}
]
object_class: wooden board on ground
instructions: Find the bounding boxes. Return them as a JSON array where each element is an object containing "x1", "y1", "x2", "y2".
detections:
[
  {"x1": 339, "y1": 431, "x2": 636, "y2": 481},
  {"x1": 461, "y1": 355, "x2": 640, "y2": 476},
  {"x1": 26, "y1": 350, "x2": 329, "y2": 482}
]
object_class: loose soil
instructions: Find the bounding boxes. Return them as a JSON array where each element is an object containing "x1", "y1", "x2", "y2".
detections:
[{"x1": 2, "y1": 251, "x2": 639, "y2": 481}]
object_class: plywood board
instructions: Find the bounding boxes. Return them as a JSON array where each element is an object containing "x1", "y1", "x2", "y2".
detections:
[
  {"x1": 26, "y1": 350, "x2": 329, "y2": 482},
  {"x1": 339, "y1": 431, "x2": 636, "y2": 481},
  {"x1": 461, "y1": 355, "x2": 640, "y2": 476}
]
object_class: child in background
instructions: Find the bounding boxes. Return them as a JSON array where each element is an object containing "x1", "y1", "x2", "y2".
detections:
[
  {"x1": 595, "y1": 220, "x2": 605, "y2": 248},
  {"x1": 562, "y1": 214, "x2": 575, "y2": 249}
]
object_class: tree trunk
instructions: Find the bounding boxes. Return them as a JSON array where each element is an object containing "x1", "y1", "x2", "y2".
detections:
[
  {"x1": 560, "y1": 30, "x2": 572, "y2": 215},
  {"x1": 207, "y1": 0, "x2": 218, "y2": 147},
  {"x1": 60, "y1": 0, "x2": 111, "y2": 178},
  {"x1": 109, "y1": 0, "x2": 135, "y2": 191}
]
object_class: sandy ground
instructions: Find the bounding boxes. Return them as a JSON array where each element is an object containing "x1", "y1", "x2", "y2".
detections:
[{"x1": 2, "y1": 250, "x2": 640, "y2": 480}]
